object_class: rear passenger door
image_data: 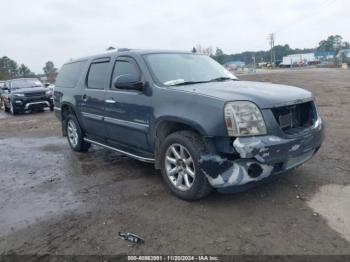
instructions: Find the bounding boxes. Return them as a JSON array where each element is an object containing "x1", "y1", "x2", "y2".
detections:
[
  {"x1": 79, "y1": 58, "x2": 110, "y2": 139},
  {"x1": 104, "y1": 56, "x2": 152, "y2": 152}
]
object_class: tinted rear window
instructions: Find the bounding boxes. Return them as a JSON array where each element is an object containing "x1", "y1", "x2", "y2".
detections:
[{"x1": 56, "y1": 61, "x2": 86, "y2": 88}]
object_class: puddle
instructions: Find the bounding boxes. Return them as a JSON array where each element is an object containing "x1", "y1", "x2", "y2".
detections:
[
  {"x1": 0, "y1": 135, "x2": 156, "y2": 237},
  {"x1": 307, "y1": 184, "x2": 350, "y2": 242},
  {"x1": 0, "y1": 136, "x2": 80, "y2": 236}
]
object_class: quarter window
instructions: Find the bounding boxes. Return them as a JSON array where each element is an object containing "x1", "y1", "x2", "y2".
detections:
[
  {"x1": 56, "y1": 61, "x2": 86, "y2": 88},
  {"x1": 87, "y1": 62, "x2": 110, "y2": 89}
]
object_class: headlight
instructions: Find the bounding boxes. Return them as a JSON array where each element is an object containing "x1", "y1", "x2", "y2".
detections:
[
  {"x1": 224, "y1": 101, "x2": 267, "y2": 136},
  {"x1": 14, "y1": 93, "x2": 25, "y2": 97}
]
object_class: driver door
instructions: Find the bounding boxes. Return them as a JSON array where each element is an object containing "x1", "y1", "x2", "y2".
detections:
[{"x1": 104, "y1": 56, "x2": 152, "y2": 151}]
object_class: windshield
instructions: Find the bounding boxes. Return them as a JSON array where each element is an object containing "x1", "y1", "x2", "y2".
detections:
[
  {"x1": 145, "y1": 53, "x2": 238, "y2": 86},
  {"x1": 10, "y1": 79, "x2": 43, "y2": 89}
]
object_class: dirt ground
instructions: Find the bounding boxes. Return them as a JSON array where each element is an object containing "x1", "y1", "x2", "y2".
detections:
[{"x1": 0, "y1": 68, "x2": 349, "y2": 255}]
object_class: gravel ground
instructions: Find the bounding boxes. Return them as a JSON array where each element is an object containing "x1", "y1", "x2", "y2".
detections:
[{"x1": 0, "y1": 68, "x2": 349, "y2": 255}]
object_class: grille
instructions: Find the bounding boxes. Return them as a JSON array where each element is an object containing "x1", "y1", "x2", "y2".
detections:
[
  {"x1": 25, "y1": 92, "x2": 45, "y2": 97},
  {"x1": 271, "y1": 101, "x2": 317, "y2": 134}
]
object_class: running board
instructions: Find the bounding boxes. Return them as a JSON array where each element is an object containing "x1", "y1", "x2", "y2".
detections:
[{"x1": 83, "y1": 138, "x2": 155, "y2": 163}]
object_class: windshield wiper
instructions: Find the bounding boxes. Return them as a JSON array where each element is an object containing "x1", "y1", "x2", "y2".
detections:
[
  {"x1": 209, "y1": 77, "x2": 237, "y2": 82},
  {"x1": 169, "y1": 80, "x2": 210, "y2": 86},
  {"x1": 166, "y1": 77, "x2": 238, "y2": 86}
]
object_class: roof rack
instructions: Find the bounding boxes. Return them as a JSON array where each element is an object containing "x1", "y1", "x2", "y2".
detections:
[{"x1": 117, "y1": 48, "x2": 131, "y2": 52}]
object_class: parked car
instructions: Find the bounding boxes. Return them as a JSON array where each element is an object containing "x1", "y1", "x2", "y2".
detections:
[
  {"x1": 0, "y1": 81, "x2": 6, "y2": 109},
  {"x1": 54, "y1": 50, "x2": 324, "y2": 200},
  {"x1": 2, "y1": 78, "x2": 54, "y2": 115}
]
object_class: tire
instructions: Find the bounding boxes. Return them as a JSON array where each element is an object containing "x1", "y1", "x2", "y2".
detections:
[
  {"x1": 4, "y1": 103, "x2": 9, "y2": 112},
  {"x1": 10, "y1": 102, "x2": 19, "y2": 115},
  {"x1": 159, "y1": 130, "x2": 213, "y2": 201},
  {"x1": 65, "y1": 114, "x2": 91, "y2": 152}
]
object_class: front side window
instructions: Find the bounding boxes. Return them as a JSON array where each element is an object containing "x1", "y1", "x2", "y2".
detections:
[
  {"x1": 111, "y1": 58, "x2": 141, "y2": 89},
  {"x1": 87, "y1": 62, "x2": 110, "y2": 89},
  {"x1": 144, "y1": 53, "x2": 237, "y2": 86}
]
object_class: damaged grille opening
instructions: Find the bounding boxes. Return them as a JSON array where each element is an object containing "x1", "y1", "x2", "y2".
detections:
[{"x1": 272, "y1": 101, "x2": 317, "y2": 135}]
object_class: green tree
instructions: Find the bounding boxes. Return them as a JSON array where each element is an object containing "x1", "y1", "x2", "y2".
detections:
[
  {"x1": 43, "y1": 61, "x2": 58, "y2": 83},
  {"x1": 18, "y1": 64, "x2": 33, "y2": 77},
  {"x1": 317, "y1": 35, "x2": 344, "y2": 53},
  {"x1": 211, "y1": 47, "x2": 225, "y2": 64},
  {"x1": 0, "y1": 56, "x2": 19, "y2": 80},
  {"x1": 342, "y1": 41, "x2": 350, "y2": 49}
]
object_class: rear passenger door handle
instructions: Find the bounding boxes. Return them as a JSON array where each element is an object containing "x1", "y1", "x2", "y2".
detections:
[
  {"x1": 82, "y1": 94, "x2": 88, "y2": 102},
  {"x1": 105, "y1": 99, "x2": 116, "y2": 104}
]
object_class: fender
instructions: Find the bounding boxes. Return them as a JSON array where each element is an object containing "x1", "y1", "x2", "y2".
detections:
[{"x1": 151, "y1": 116, "x2": 208, "y2": 145}]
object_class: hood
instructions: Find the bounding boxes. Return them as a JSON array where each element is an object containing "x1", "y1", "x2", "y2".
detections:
[
  {"x1": 12, "y1": 87, "x2": 48, "y2": 94},
  {"x1": 171, "y1": 80, "x2": 313, "y2": 109}
]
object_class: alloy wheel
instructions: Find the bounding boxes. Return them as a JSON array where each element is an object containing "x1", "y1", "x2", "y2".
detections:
[
  {"x1": 165, "y1": 143, "x2": 196, "y2": 191},
  {"x1": 67, "y1": 120, "x2": 79, "y2": 147}
]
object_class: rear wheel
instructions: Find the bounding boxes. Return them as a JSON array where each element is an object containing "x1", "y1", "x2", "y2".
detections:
[
  {"x1": 160, "y1": 130, "x2": 213, "y2": 201},
  {"x1": 65, "y1": 115, "x2": 90, "y2": 152}
]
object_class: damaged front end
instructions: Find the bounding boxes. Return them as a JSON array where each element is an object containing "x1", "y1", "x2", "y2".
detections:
[{"x1": 199, "y1": 100, "x2": 324, "y2": 193}]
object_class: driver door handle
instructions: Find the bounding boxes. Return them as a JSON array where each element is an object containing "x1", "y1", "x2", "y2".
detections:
[{"x1": 105, "y1": 98, "x2": 116, "y2": 104}]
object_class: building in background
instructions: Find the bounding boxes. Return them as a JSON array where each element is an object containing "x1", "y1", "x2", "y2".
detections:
[{"x1": 280, "y1": 51, "x2": 336, "y2": 68}]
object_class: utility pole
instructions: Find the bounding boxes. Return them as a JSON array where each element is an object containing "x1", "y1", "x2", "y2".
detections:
[{"x1": 268, "y1": 33, "x2": 276, "y2": 68}]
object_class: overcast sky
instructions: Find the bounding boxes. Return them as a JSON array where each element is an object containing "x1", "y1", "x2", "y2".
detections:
[{"x1": 0, "y1": 0, "x2": 349, "y2": 73}]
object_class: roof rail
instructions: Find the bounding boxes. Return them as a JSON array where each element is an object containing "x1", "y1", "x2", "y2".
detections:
[{"x1": 117, "y1": 48, "x2": 131, "y2": 52}]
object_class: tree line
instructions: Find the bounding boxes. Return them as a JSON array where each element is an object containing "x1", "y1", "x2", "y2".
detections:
[
  {"x1": 197, "y1": 35, "x2": 350, "y2": 65},
  {"x1": 0, "y1": 57, "x2": 58, "y2": 82}
]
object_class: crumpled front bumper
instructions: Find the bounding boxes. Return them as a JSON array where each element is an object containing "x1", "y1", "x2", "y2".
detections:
[{"x1": 199, "y1": 118, "x2": 324, "y2": 192}]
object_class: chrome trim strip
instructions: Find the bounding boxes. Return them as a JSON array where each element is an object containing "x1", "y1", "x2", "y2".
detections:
[
  {"x1": 105, "y1": 99, "x2": 116, "y2": 104},
  {"x1": 24, "y1": 101, "x2": 50, "y2": 110},
  {"x1": 84, "y1": 138, "x2": 155, "y2": 163},
  {"x1": 104, "y1": 116, "x2": 149, "y2": 131},
  {"x1": 54, "y1": 107, "x2": 61, "y2": 111},
  {"x1": 82, "y1": 112, "x2": 104, "y2": 121},
  {"x1": 81, "y1": 112, "x2": 149, "y2": 131}
]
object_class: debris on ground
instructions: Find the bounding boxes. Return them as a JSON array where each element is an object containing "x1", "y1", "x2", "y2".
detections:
[
  {"x1": 118, "y1": 232, "x2": 144, "y2": 244},
  {"x1": 296, "y1": 194, "x2": 305, "y2": 200},
  {"x1": 78, "y1": 188, "x2": 89, "y2": 194}
]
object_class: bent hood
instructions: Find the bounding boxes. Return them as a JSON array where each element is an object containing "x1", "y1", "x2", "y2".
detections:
[{"x1": 172, "y1": 81, "x2": 313, "y2": 109}]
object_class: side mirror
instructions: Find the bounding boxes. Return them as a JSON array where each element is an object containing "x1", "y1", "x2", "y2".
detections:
[{"x1": 113, "y1": 74, "x2": 144, "y2": 91}]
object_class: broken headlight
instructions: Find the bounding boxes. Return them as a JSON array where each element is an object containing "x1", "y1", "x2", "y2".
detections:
[{"x1": 224, "y1": 101, "x2": 267, "y2": 136}]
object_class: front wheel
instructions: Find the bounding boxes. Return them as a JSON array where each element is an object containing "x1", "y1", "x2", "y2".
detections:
[
  {"x1": 10, "y1": 102, "x2": 19, "y2": 115},
  {"x1": 65, "y1": 115, "x2": 91, "y2": 152},
  {"x1": 159, "y1": 131, "x2": 213, "y2": 201}
]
